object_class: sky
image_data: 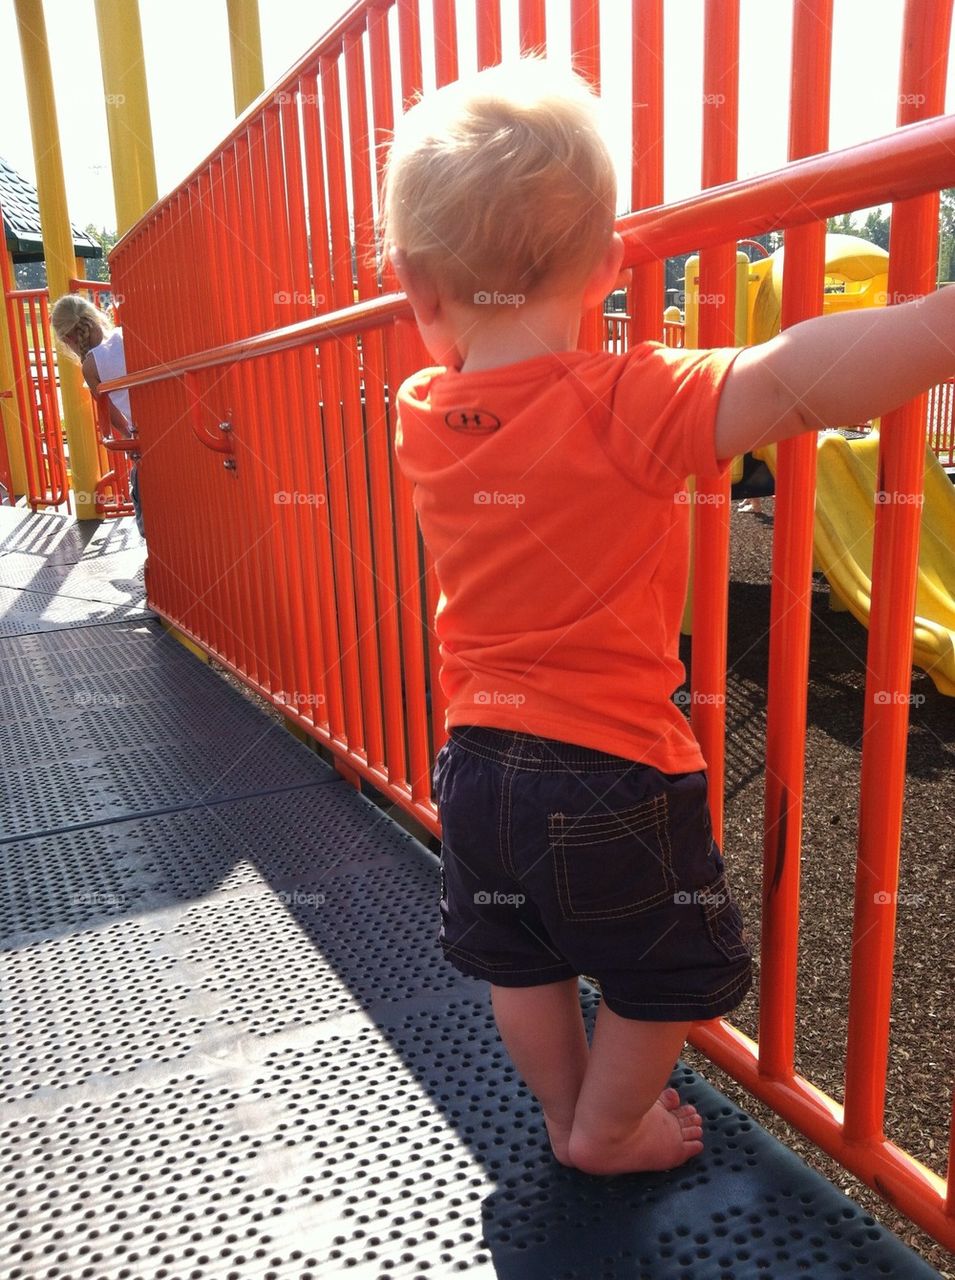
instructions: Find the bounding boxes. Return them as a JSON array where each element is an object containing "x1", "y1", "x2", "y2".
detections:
[{"x1": 0, "y1": 0, "x2": 953, "y2": 236}]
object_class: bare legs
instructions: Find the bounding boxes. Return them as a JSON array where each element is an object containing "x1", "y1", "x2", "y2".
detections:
[{"x1": 490, "y1": 980, "x2": 704, "y2": 1173}]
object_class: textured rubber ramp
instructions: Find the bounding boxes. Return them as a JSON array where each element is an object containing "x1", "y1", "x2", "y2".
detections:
[
  {"x1": 0, "y1": 506, "x2": 150, "y2": 634},
  {"x1": 1, "y1": 771, "x2": 940, "y2": 1278},
  {"x1": 0, "y1": 621, "x2": 336, "y2": 842},
  {"x1": 0, "y1": 508, "x2": 940, "y2": 1280}
]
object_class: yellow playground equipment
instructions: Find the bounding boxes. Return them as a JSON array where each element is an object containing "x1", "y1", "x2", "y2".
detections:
[
  {"x1": 683, "y1": 234, "x2": 955, "y2": 696},
  {"x1": 754, "y1": 433, "x2": 955, "y2": 696}
]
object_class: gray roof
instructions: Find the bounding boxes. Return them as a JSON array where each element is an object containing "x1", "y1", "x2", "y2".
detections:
[{"x1": 0, "y1": 154, "x2": 101, "y2": 263}]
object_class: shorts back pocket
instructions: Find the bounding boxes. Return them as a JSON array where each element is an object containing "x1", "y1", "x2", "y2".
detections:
[
  {"x1": 699, "y1": 871, "x2": 751, "y2": 962},
  {"x1": 547, "y1": 792, "x2": 678, "y2": 922}
]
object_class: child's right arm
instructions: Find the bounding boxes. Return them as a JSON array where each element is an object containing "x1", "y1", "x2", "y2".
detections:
[{"x1": 713, "y1": 286, "x2": 955, "y2": 460}]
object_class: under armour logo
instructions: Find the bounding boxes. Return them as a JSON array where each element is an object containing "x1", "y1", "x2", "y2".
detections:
[{"x1": 444, "y1": 408, "x2": 502, "y2": 433}]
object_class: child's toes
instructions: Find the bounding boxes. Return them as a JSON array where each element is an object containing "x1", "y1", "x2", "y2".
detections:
[{"x1": 660, "y1": 1087, "x2": 681, "y2": 1110}]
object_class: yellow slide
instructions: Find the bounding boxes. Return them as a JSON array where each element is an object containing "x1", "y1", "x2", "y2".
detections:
[{"x1": 753, "y1": 433, "x2": 955, "y2": 696}]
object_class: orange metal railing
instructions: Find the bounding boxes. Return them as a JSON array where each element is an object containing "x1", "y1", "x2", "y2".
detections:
[
  {"x1": 106, "y1": 0, "x2": 954, "y2": 1250},
  {"x1": 0, "y1": 246, "x2": 69, "y2": 509}
]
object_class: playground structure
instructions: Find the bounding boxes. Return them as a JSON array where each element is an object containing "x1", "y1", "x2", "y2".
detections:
[{"x1": 1, "y1": 0, "x2": 954, "y2": 1271}]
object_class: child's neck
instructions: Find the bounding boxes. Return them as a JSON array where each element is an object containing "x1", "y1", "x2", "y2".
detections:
[{"x1": 455, "y1": 298, "x2": 583, "y2": 374}]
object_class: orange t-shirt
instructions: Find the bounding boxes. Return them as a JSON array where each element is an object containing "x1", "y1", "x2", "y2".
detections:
[{"x1": 394, "y1": 342, "x2": 741, "y2": 774}]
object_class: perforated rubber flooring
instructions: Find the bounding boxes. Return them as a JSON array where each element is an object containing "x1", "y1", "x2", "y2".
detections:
[{"x1": 0, "y1": 508, "x2": 942, "y2": 1279}]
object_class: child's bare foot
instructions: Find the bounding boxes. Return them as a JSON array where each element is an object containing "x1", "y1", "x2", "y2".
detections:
[
  {"x1": 567, "y1": 1095, "x2": 704, "y2": 1175},
  {"x1": 545, "y1": 1088, "x2": 684, "y2": 1167}
]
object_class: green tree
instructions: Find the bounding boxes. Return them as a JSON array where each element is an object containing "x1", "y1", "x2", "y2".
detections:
[
  {"x1": 826, "y1": 212, "x2": 856, "y2": 236},
  {"x1": 82, "y1": 225, "x2": 118, "y2": 282},
  {"x1": 860, "y1": 207, "x2": 891, "y2": 250},
  {"x1": 938, "y1": 189, "x2": 955, "y2": 284}
]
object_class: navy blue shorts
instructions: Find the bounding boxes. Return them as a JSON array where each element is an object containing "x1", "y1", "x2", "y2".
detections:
[{"x1": 432, "y1": 725, "x2": 753, "y2": 1022}]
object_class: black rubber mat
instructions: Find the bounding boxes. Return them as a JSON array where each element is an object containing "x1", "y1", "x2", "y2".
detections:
[{"x1": 0, "y1": 511, "x2": 942, "y2": 1280}]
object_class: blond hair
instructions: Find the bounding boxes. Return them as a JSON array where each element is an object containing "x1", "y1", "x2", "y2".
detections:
[
  {"x1": 50, "y1": 295, "x2": 113, "y2": 362},
  {"x1": 380, "y1": 57, "x2": 617, "y2": 308}
]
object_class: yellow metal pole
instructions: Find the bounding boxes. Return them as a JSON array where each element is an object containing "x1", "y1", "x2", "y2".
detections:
[
  {"x1": 93, "y1": 0, "x2": 158, "y2": 235},
  {"x1": 226, "y1": 0, "x2": 265, "y2": 115},
  {"x1": 0, "y1": 248, "x2": 29, "y2": 495},
  {"x1": 14, "y1": 0, "x2": 99, "y2": 519}
]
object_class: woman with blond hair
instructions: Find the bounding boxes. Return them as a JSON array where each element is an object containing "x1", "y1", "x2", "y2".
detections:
[{"x1": 50, "y1": 294, "x2": 144, "y2": 535}]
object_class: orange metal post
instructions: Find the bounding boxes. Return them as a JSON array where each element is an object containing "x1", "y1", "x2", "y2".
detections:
[
  {"x1": 758, "y1": 0, "x2": 833, "y2": 1085},
  {"x1": 630, "y1": 0, "x2": 664, "y2": 344},
  {"x1": 475, "y1": 0, "x2": 502, "y2": 69},
  {"x1": 843, "y1": 0, "x2": 953, "y2": 1147},
  {"x1": 433, "y1": 0, "x2": 458, "y2": 86},
  {"x1": 690, "y1": 0, "x2": 739, "y2": 841},
  {"x1": 397, "y1": 0, "x2": 423, "y2": 106},
  {"x1": 519, "y1": 0, "x2": 546, "y2": 52}
]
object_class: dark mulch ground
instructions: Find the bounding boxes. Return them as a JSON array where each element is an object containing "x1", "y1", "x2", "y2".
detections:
[
  {"x1": 679, "y1": 493, "x2": 953, "y2": 1278},
  {"x1": 212, "y1": 494, "x2": 953, "y2": 1274}
]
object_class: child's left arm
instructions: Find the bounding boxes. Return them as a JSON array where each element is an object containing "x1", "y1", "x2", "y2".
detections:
[{"x1": 713, "y1": 286, "x2": 955, "y2": 460}]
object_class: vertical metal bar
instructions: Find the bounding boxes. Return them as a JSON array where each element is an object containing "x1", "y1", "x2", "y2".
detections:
[
  {"x1": 570, "y1": 0, "x2": 599, "y2": 88},
  {"x1": 250, "y1": 113, "x2": 314, "y2": 709},
  {"x1": 843, "y1": 0, "x2": 952, "y2": 1146},
  {"x1": 389, "y1": 316, "x2": 433, "y2": 805},
  {"x1": 630, "y1": 0, "x2": 664, "y2": 344},
  {"x1": 233, "y1": 130, "x2": 292, "y2": 694},
  {"x1": 367, "y1": 8, "x2": 410, "y2": 785},
  {"x1": 301, "y1": 69, "x2": 348, "y2": 740},
  {"x1": 758, "y1": 0, "x2": 833, "y2": 1085},
  {"x1": 37, "y1": 293, "x2": 67, "y2": 506},
  {"x1": 519, "y1": 0, "x2": 546, "y2": 52},
  {"x1": 321, "y1": 49, "x2": 368, "y2": 755},
  {"x1": 367, "y1": 3, "x2": 396, "y2": 222},
  {"x1": 397, "y1": 0, "x2": 423, "y2": 107},
  {"x1": 346, "y1": 26, "x2": 399, "y2": 772},
  {"x1": 195, "y1": 165, "x2": 247, "y2": 675},
  {"x1": 571, "y1": 0, "x2": 603, "y2": 352},
  {"x1": 260, "y1": 103, "x2": 321, "y2": 722},
  {"x1": 432, "y1": 0, "x2": 458, "y2": 86},
  {"x1": 476, "y1": 0, "x2": 502, "y2": 69},
  {"x1": 691, "y1": 0, "x2": 739, "y2": 843},
  {"x1": 280, "y1": 89, "x2": 332, "y2": 730}
]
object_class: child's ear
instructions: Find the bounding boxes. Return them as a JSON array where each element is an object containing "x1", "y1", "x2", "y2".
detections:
[
  {"x1": 389, "y1": 247, "x2": 440, "y2": 325},
  {"x1": 582, "y1": 232, "x2": 626, "y2": 309}
]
